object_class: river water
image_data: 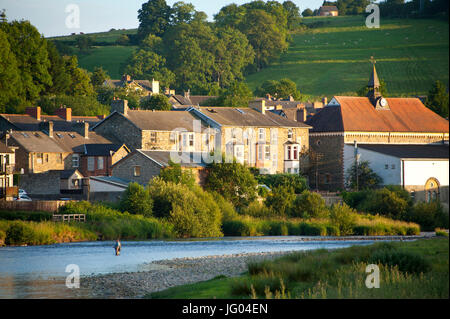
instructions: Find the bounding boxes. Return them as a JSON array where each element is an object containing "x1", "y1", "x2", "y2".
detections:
[{"x1": 0, "y1": 236, "x2": 378, "y2": 299}]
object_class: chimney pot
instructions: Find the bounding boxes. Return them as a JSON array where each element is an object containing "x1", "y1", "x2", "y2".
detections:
[
  {"x1": 25, "y1": 107, "x2": 41, "y2": 121},
  {"x1": 54, "y1": 107, "x2": 72, "y2": 121}
]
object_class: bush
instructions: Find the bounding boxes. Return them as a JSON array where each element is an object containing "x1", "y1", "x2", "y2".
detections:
[
  {"x1": 119, "y1": 182, "x2": 153, "y2": 217},
  {"x1": 0, "y1": 210, "x2": 53, "y2": 222},
  {"x1": 291, "y1": 190, "x2": 329, "y2": 219},
  {"x1": 256, "y1": 174, "x2": 307, "y2": 194},
  {"x1": 242, "y1": 201, "x2": 276, "y2": 218},
  {"x1": 407, "y1": 201, "x2": 449, "y2": 231},
  {"x1": 435, "y1": 228, "x2": 449, "y2": 237},
  {"x1": 148, "y1": 178, "x2": 223, "y2": 238},
  {"x1": 5, "y1": 222, "x2": 35, "y2": 245},
  {"x1": 264, "y1": 186, "x2": 296, "y2": 217},
  {"x1": 329, "y1": 203, "x2": 357, "y2": 235},
  {"x1": 368, "y1": 249, "x2": 431, "y2": 274},
  {"x1": 211, "y1": 192, "x2": 238, "y2": 222},
  {"x1": 361, "y1": 188, "x2": 410, "y2": 220}
]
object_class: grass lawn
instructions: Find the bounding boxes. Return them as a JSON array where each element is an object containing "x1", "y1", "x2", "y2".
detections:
[
  {"x1": 76, "y1": 45, "x2": 137, "y2": 79},
  {"x1": 245, "y1": 16, "x2": 449, "y2": 98},
  {"x1": 147, "y1": 238, "x2": 449, "y2": 299}
]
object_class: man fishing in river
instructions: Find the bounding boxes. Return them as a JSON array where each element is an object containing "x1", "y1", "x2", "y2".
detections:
[{"x1": 114, "y1": 239, "x2": 121, "y2": 256}]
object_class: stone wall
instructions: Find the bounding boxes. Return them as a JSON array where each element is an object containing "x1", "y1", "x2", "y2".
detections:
[
  {"x1": 112, "y1": 152, "x2": 161, "y2": 185},
  {"x1": 93, "y1": 113, "x2": 143, "y2": 150},
  {"x1": 19, "y1": 171, "x2": 61, "y2": 195},
  {"x1": 308, "y1": 134, "x2": 345, "y2": 191}
]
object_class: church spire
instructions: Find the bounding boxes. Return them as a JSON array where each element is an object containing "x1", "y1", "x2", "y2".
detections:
[{"x1": 367, "y1": 56, "x2": 381, "y2": 100}]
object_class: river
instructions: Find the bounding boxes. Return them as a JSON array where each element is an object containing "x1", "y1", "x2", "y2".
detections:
[{"x1": 0, "y1": 236, "x2": 380, "y2": 299}]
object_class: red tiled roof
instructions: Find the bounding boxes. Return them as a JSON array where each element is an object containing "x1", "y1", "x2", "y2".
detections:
[{"x1": 307, "y1": 96, "x2": 449, "y2": 133}]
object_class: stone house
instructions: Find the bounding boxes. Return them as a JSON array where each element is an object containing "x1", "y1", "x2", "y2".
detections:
[
  {"x1": 167, "y1": 89, "x2": 218, "y2": 109},
  {"x1": 103, "y1": 74, "x2": 160, "y2": 96},
  {"x1": 318, "y1": 6, "x2": 339, "y2": 16},
  {"x1": 306, "y1": 64, "x2": 449, "y2": 195},
  {"x1": 188, "y1": 105, "x2": 311, "y2": 174},
  {"x1": 0, "y1": 141, "x2": 17, "y2": 198},
  {"x1": 92, "y1": 99, "x2": 212, "y2": 153},
  {"x1": 79, "y1": 143, "x2": 130, "y2": 177},
  {"x1": 111, "y1": 150, "x2": 208, "y2": 185}
]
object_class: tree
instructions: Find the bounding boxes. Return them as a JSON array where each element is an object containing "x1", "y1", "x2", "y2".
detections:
[
  {"x1": 171, "y1": 1, "x2": 196, "y2": 25},
  {"x1": 302, "y1": 8, "x2": 314, "y2": 17},
  {"x1": 137, "y1": 0, "x2": 172, "y2": 39},
  {"x1": 255, "y1": 78, "x2": 301, "y2": 100},
  {"x1": 124, "y1": 49, "x2": 175, "y2": 89},
  {"x1": 90, "y1": 67, "x2": 109, "y2": 89},
  {"x1": 283, "y1": 1, "x2": 302, "y2": 29},
  {"x1": 159, "y1": 160, "x2": 196, "y2": 188},
  {"x1": 291, "y1": 190, "x2": 329, "y2": 218},
  {"x1": 205, "y1": 159, "x2": 258, "y2": 209},
  {"x1": 120, "y1": 182, "x2": 153, "y2": 217},
  {"x1": 46, "y1": 41, "x2": 71, "y2": 95},
  {"x1": 265, "y1": 185, "x2": 296, "y2": 216},
  {"x1": 425, "y1": 80, "x2": 449, "y2": 118},
  {"x1": 214, "y1": 81, "x2": 253, "y2": 107},
  {"x1": 75, "y1": 36, "x2": 93, "y2": 53},
  {"x1": 214, "y1": 4, "x2": 247, "y2": 29},
  {"x1": 240, "y1": 9, "x2": 288, "y2": 71},
  {"x1": 0, "y1": 29, "x2": 21, "y2": 113},
  {"x1": 346, "y1": 160, "x2": 383, "y2": 191},
  {"x1": 116, "y1": 34, "x2": 130, "y2": 46},
  {"x1": 64, "y1": 56, "x2": 95, "y2": 96},
  {"x1": 1, "y1": 20, "x2": 52, "y2": 102},
  {"x1": 141, "y1": 93, "x2": 172, "y2": 110}
]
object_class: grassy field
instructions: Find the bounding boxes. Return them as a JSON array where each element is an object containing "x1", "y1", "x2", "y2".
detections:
[
  {"x1": 76, "y1": 46, "x2": 137, "y2": 79},
  {"x1": 148, "y1": 238, "x2": 449, "y2": 299},
  {"x1": 48, "y1": 28, "x2": 137, "y2": 43},
  {"x1": 246, "y1": 16, "x2": 449, "y2": 98}
]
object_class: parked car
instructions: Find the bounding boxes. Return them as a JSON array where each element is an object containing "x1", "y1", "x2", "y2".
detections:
[
  {"x1": 14, "y1": 194, "x2": 32, "y2": 201},
  {"x1": 18, "y1": 189, "x2": 27, "y2": 196}
]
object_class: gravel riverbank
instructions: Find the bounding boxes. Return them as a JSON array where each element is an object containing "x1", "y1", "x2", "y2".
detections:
[{"x1": 81, "y1": 233, "x2": 435, "y2": 299}]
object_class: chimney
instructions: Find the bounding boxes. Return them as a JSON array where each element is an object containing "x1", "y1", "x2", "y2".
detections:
[
  {"x1": 73, "y1": 121, "x2": 89, "y2": 138},
  {"x1": 261, "y1": 100, "x2": 266, "y2": 114},
  {"x1": 184, "y1": 89, "x2": 190, "y2": 99},
  {"x1": 297, "y1": 106, "x2": 307, "y2": 123},
  {"x1": 111, "y1": 99, "x2": 128, "y2": 115},
  {"x1": 164, "y1": 87, "x2": 170, "y2": 95},
  {"x1": 122, "y1": 74, "x2": 131, "y2": 82},
  {"x1": 276, "y1": 104, "x2": 283, "y2": 110},
  {"x1": 54, "y1": 107, "x2": 72, "y2": 121},
  {"x1": 152, "y1": 79, "x2": 160, "y2": 94},
  {"x1": 322, "y1": 97, "x2": 328, "y2": 106},
  {"x1": 39, "y1": 121, "x2": 53, "y2": 137},
  {"x1": 25, "y1": 107, "x2": 41, "y2": 121},
  {"x1": 265, "y1": 94, "x2": 271, "y2": 101},
  {"x1": 288, "y1": 95, "x2": 294, "y2": 102}
]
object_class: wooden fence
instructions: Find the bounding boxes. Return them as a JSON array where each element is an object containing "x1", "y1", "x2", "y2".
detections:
[
  {"x1": 52, "y1": 214, "x2": 86, "y2": 222},
  {"x1": 0, "y1": 200, "x2": 72, "y2": 212}
]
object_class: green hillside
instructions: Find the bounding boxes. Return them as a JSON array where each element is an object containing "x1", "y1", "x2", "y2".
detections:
[{"x1": 245, "y1": 16, "x2": 449, "y2": 98}]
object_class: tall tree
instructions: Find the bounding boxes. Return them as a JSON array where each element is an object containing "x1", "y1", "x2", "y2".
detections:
[
  {"x1": 255, "y1": 78, "x2": 301, "y2": 100},
  {"x1": 90, "y1": 67, "x2": 109, "y2": 89},
  {"x1": 46, "y1": 41, "x2": 71, "y2": 94},
  {"x1": 425, "y1": 80, "x2": 449, "y2": 118},
  {"x1": 346, "y1": 160, "x2": 383, "y2": 191},
  {"x1": 141, "y1": 94, "x2": 172, "y2": 110},
  {"x1": 215, "y1": 81, "x2": 253, "y2": 107},
  {"x1": 64, "y1": 56, "x2": 95, "y2": 96},
  {"x1": 283, "y1": 1, "x2": 302, "y2": 29},
  {"x1": 137, "y1": 0, "x2": 172, "y2": 39},
  {"x1": 171, "y1": 1, "x2": 196, "y2": 25},
  {"x1": 1, "y1": 20, "x2": 52, "y2": 102},
  {"x1": 0, "y1": 29, "x2": 21, "y2": 113}
]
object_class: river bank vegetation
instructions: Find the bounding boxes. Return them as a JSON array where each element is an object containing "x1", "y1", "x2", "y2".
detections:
[
  {"x1": 2, "y1": 159, "x2": 448, "y2": 246},
  {"x1": 149, "y1": 238, "x2": 449, "y2": 299}
]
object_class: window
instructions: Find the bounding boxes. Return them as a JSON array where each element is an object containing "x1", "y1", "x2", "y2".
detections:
[
  {"x1": 72, "y1": 154, "x2": 79, "y2": 168},
  {"x1": 391, "y1": 164, "x2": 396, "y2": 169},
  {"x1": 97, "y1": 157, "x2": 104, "y2": 170},
  {"x1": 87, "y1": 157, "x2": 95, "y2": 171},
  {"x1": 265, "y1": 145, "x2": 271, "y2": 161},
  {"x1": 293, "y1": 146, "x2": 298, "y2": 160},
  {"x1": 133, "y1": 166, "x2": 141, "y2": 177},
  {"x1": 257, "y1": 145, "x2": 264, "y2": 161},
  {"x1": 324, "y1": 174, "x2": 332, "y2": 184},
  {"x1": 258, "y1": 128, "x2": 265, "y2": 141},
  {"x1": 45, "y1": 154, "x2": 49, "y2": 163},
  {"x1": 72, "y1": 179, "x2": 79, "y2": 188},
  {"x1": 59, "y1": 154, "x2": 63, "y2": 164},
  {"x1": 234, "y1": 145, "x2": 244, "y2": 164},
  {"x1": 189, "y1": 133, "x2": 194, "y2": 147},
  {"x1": 150, "y1": 132, "x2": 157, "y2": 143},
  {"x1": 385, "y1": 164, "x2": 389, "y2": 169},
  {"x1": 36, "y1": 153, "x2": 43, "y2": 164},
  {"x1": 286, "y1": 146, "x2": 292, "y2": 160},
  {"x1": 288, "y1": 129, "x2": 293, "y2": 140}
]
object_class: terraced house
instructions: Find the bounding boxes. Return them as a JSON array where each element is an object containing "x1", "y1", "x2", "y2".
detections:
[{"x1": 189, "y1": 105, "x2": 311, "y2": 174}]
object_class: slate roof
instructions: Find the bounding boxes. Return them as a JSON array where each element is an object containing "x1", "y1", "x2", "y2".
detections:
[
  {"x1": 0, "y1": 114, "x2": 102, "y2": 131},
  {"x1": 357, "y1": 144, "x2": 449, "y2": 159},
  {"x1": 83, "y1": 143, "x2": 126, "y2": 156},
  {"x1": 104, "y1": 79, "x2": 153, "y2": 92},
  {"x1": 170, "y1": 95, "x2": 218, "y2": 106},
  {"x1": 138, "y1": 150, "x2": 209, "y2": 167},
  {"x1": 98, "y1": 110, "x2": 208, "y2": 131},
  {"x1": 196, "y1": 107, "x2": 311, "y2": 128},
  {"x1": 306, "y1": 96, "x2": 449, "y2": 133},
  {"x1": 8, "y1": 130, "x2": 116, "y2": 153}
]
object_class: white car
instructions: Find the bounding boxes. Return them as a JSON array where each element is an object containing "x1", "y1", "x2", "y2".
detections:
[
  {"x1": 14, "y1": 194, "x2": 32, "y2": 201},
  {"x1": 19, "y1": 189, "x2": 27, "y2": 196}
]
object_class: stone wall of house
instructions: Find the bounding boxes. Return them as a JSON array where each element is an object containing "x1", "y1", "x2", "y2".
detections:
[
  {"x1": 344, "y1": 133, "x2": 448, "y2": 145},
  {"x1": 112, "y1": 152, "x2": 161, "y2": 185},
  {"x1": 308, "y1": 134, "x2": 345, "y2": 191},
  {"x1": 112, "y1": 146, "x2": 130, "y2": 165},
  {"x1": 19, "y1": 171, "x2": 61, "y2": 195},
  {"x1": 93, "y1": 113, "x2": 143, "y2": 150}
]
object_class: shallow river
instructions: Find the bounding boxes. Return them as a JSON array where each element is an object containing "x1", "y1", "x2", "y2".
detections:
[{"x1": 0, "y1": 236, "x2": 378, "y2": 298}]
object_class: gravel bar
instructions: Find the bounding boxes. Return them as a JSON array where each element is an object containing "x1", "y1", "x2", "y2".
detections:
[{"x1": 81, "y1": 233, "x2": 436, "y2": 299}]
